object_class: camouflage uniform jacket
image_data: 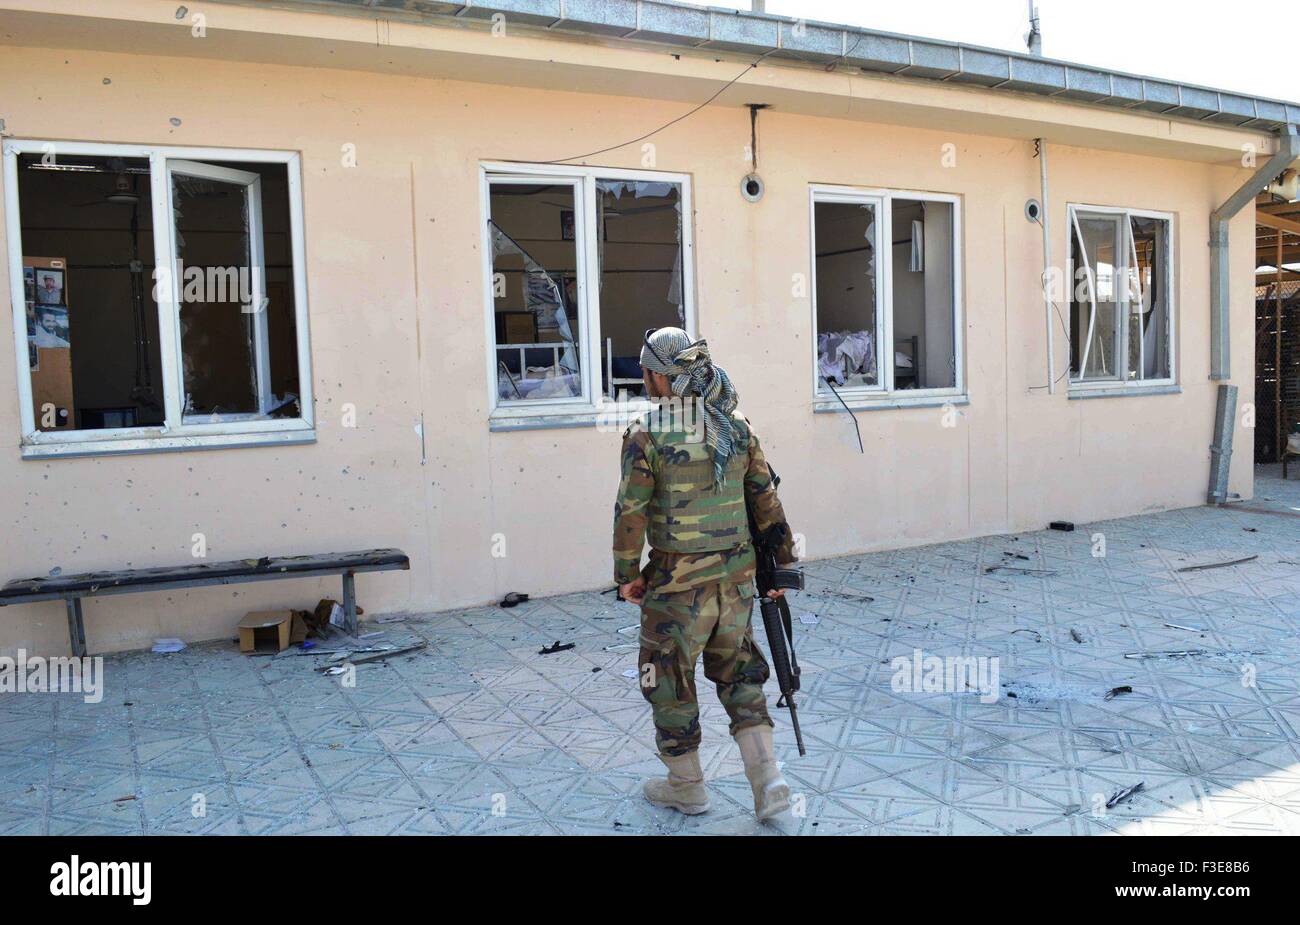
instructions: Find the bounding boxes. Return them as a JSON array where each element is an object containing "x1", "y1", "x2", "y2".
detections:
[{"x1": 613, "y1": 409, "x2": 796, "y2": 594}]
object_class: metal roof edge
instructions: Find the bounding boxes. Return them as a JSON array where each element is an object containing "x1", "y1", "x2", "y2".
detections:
[{"x1": 210, "y1": 0, "x2": 1300, "y2": 133}]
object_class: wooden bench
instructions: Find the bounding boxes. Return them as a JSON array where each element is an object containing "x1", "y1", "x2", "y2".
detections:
[{"x1": 0, "y1": 548, "x2": 410, "y2": 657}]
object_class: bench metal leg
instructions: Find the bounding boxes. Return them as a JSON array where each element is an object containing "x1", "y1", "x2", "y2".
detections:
[
  {"x1": 341, "y1": 571, "x2": 358, "y2": 636},
  {"x1": 65, "y1": 598, "x2": 87, "y2": 658}
]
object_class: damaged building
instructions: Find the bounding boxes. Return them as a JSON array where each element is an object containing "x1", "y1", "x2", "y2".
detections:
[{"x1": 0, "y1": 0, "x2": 1296, "y2": 655}]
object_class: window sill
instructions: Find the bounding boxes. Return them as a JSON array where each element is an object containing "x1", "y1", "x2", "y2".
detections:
[
  {"x1": 21, "y1": 427, "x2": 316, "y2": 459},
  {"x1": 489, "y1": 412, "x2": 602, "y2": 433},
  {"x1": 1066, "y1": 383, "x2": 1181, "y2": 401},
  {"x1": 489, "y1": 398, "x2": 657, "y2": 433},
  {"x1": 813, "y1": 393, "x2": 969, "y2": 414}
]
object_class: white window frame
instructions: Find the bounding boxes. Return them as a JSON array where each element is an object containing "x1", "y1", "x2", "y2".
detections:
[
  {"x1": 1066, "y1": 203, "x2": 1177, "y2": 394},
  {"x1": 3, "y1": 139, "x2": 314, "y2": 458},
  {"x1": 808, "y1": 184, "x2": 965, "y2": 409},
  {"x1": 480, "y1": 161, "x2": 696, "y2": 425}
]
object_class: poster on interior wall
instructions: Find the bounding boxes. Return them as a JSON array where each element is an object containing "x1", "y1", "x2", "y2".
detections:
[
  {"x1": 527, "y1": 272, "x2": 563, "y2": 335},
  {"x1": 33, "y1": 305, "x2": 71, "y2": 349},
  {"x1": 23, "y1": 267, "x2": 36, "y2": 305},
  {"x1": 27, "y1": 338, "x2": 39, "y2": 372},
  {"x1": 25, "y1": 300, "x2": 37, "y2": 337},
  {"x1": 34, "y1": 268, "x2": 64, "y2": 305},
  {"x1": 560, "y1": 209, "x2": 575, "y2": 241}
]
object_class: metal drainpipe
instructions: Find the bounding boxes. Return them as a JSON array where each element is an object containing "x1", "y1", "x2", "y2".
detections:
[
  {"x1": 1037, "y1": 138, "x2": 1055, "y2": 392},
  {"x1": 1209, "y1": 125, "x2": 1300, "y2": 380}
]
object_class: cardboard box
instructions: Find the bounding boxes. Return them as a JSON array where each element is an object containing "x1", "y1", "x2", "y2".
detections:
[{"x1": 238, "y1": 610, "x2": 293, "y2": 654}]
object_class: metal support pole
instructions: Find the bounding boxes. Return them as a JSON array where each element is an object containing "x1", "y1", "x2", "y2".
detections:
[
  {"x1": 65, "y1": 598, "x2": 87, "y2": 658},
  {"x1": 341, "y1": 571, "x2": 358, "y2": 636},
  {"x1": 1278, "y1": 234, "x2": 1285, "y2": 462}
]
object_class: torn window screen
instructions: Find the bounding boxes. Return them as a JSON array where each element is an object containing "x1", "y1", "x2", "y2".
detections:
[
  {"x1": 488, "y1": 183, "x2": 583, "y2": 403},
  {"x1": 1069, "y1": 207, "x2": 1171, "y2": 384},
  {"x1": 596, "y1": 179, "x2": 684, "y2": 400}
]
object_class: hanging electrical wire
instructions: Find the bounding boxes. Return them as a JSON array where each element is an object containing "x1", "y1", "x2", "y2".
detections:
[{"x1": 545, "y1": 49, "x2": 779, "y2": 164}]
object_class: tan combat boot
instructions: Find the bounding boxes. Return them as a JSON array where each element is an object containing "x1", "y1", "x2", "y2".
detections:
[
  {"x1": 735, "y1": 725, "x2": 790, "y2": 821},
  {"x1": 643, "y1": 751, "x2": 710, "y2": 815}
]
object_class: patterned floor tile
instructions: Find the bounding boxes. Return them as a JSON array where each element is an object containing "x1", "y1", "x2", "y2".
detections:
[{"x1": 5, "y1": 470, "x2": 1300, "y2": 835}]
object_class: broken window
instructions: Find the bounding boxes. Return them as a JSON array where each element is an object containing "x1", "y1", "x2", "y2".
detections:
[
  {"x1": 812, "y1": 187, "x2": 962, "y2": 397},
  {"x1": 596, "y1": 180, "x2": 684, "y2": 400},
  {"x1": 891, "y1": 198, "x2": 957, "y2": 390},
  {"x1": 4, "y1": 141, "x2": 312, "y2": 454},
  {"x1": 15, "y1": 154, "x2": 164, "y2": 433},
  {"x1": 813, "y1": 199, "x2": 881, "y2": 388},
  {"x1": 488, "y1": 180, "x2": 584, "y2": 403},
  {"x1": 485, "y1": 167, "x2": 693, "y2": 411},
  {"x1": 1069, "y1": 206, "x2": 1173, "y2": 385}
]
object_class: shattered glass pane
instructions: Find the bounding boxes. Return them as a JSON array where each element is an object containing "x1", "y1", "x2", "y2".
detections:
[
  {"x1": 815, "y1": 200, "x2": 880, "y2": 389},
  {"x1": 596, "y1": 179, "x2": 683, "y2": 400},
  {"x1": 1070, "y1": 213, "x2": 1122, "y2": 381},
  {"x1": 489, "y1": 183, "x2": 582, "y2": 403}
]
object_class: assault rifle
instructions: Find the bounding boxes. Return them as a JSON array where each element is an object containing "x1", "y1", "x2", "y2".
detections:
[{"x1": 747, "y1": 466, "x2": 806, "y2": 757}]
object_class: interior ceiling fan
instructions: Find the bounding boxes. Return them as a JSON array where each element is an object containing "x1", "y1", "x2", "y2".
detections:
[{"x1": 72, "y1": 170, "x2": 139, "y2": 207}]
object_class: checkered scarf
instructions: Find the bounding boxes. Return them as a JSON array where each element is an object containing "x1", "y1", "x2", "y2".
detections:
[{"x1": 640, "y1": 327, "x2": 739, "y2": 490}]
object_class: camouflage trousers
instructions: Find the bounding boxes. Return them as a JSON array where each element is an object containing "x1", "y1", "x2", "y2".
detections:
[{"x1": 638, "y1": 579, "x2": 773, "y2": 757}]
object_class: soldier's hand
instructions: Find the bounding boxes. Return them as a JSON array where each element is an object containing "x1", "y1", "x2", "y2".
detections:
[
  {"x1": 766, "y1": 589, "x2": 785, "y2": 600},
  {"x1": 620, "y1": 577, "x2": 647, "y2": 605}
]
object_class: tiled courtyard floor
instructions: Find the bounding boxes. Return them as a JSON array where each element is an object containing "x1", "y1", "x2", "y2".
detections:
[{"x1": 4, "y1": 472, "x2": 1300, "y2": 836}]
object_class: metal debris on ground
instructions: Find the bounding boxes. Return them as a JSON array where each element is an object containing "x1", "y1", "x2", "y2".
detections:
[
  {"x1": 1103, "y1": 685, "x2": 1133, "y2": 701},
  {"x1": 1069, "y1": 628, "x2": 1084, "y2": 644},
  {"x1": 1175, "y1": 555, "x2": 1258, "y2": 572},
  {"x1": 151, "y1": 638, "x2": 185, "y2": 653},
  {"x1": 1124, "y1": 649, "x2": 1207, "y2": 660},
  {"x1": 1049, "y1": 521, "x2": 1074, "y2": 531},
  {"x1": 1106, "y1": 782, "x2": 1145, "y2": 808},
  {"x1": 500, "y1": 592, "x2": 530, "y2": 608},
  {"x1": 985, "y1": 565, "x2": 1058, "y2": 576},
  {"x1": 1163, "y1": 622, "x2": 1205, "y2": 632},
  {"x1": 538, "y1": 640, "x2": 574, "y2": 655},
  {"x1": 314, "y1": 642, "x2": 427, "y2": 672},
  {"x1": 1011, "y1": 628, "x2": 1043, "y2": 642}
]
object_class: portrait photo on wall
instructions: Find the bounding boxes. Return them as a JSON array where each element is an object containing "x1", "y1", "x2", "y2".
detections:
[
  {"x1": 32, "y1": 305, "x2": 70, "y2": 348},
  {"x1": 23, "y1": 266, "x2": 36, "y2": 304},
  {"x1": 34, "y1": 268, "x2": 64, "y2": 305},
  {"x1": 27, "y1": 338, "x2": 39, "y2": 372}
]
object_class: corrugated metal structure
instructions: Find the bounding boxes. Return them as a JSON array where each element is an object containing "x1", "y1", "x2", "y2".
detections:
[{"x1": 1255, "y1": 278, "x2": 1300, "y2": 462}]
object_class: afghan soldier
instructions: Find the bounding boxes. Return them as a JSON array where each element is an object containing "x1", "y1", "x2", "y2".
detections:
[{"x1": 613, "y1": 327, "x2": 798, "y2": 821}]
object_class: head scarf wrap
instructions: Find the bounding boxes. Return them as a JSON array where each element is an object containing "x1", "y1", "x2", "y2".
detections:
[{"x1": 640, "y1": 327, "x2": 739, "y2": 490}]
